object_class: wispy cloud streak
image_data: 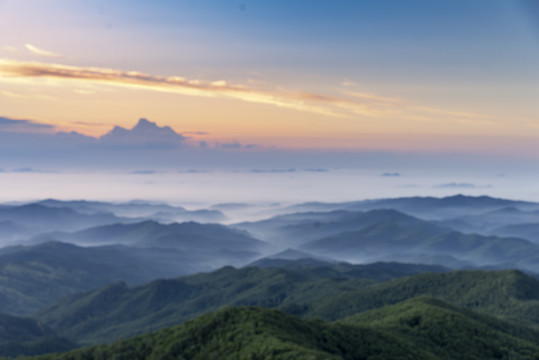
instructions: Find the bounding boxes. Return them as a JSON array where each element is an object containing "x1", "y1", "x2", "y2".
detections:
[
  {"x1": 25, "y1": 44, "x2": 62, "y2": 58},
  {"x1": 0, "y1": 58, "x2": 487, "y2": 123}
]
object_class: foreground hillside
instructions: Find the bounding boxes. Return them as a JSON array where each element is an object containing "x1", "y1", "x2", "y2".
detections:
[
  {"x1": 36, "y1": 263, "x2": 420, "y2": 345},
  {"x1": 36, "y1": 265, "x2": 539, "y2": 346},
  {"x1": 18, "y1": 301, "x2": 539, "y2": 360}
]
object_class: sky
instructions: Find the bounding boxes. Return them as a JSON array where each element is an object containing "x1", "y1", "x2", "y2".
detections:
[{"x1": 0, "y1": 0, "x2": 538, "y2": 201}]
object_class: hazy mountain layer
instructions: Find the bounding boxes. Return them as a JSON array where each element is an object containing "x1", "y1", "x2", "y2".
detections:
[
  {"x1": 0, "y1": 241, "x2": 204, "y2": 315},
  {"x1": 0, "y1": 204, "x2": 131, "y2": 244},
  {"x1": 234, "y1": 208, "x2": 424, "y2": 247},
  {"x1": 286, "y1": 195, "x2": 539, "y2": 220},
  {"x1": 37, "y1": 199, "x2": 225, "y2": 223},
  {"x1": 301, "y1": 219, "x2": 539, "y2": 272}
]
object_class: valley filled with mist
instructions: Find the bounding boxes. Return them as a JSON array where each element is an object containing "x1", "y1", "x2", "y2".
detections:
[{"x1": 1, "y1": 194, "x2": 539, "y2": 359}]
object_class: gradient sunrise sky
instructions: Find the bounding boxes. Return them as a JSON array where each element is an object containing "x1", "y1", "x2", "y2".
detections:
[{"x1": 0, "y1": 0, "x2": 538, "y2": 154}]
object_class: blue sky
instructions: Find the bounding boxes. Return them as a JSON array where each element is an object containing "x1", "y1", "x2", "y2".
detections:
[
  {"x1": 0, "y1": 0, "x2": 538, "y2": 168},
  {"x1": 1, "y1": 1, "x2": 539, "y2": 201}
]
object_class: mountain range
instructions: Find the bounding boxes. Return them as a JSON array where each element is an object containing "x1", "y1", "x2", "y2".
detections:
[
  {"x1": 17, "y1": 301, "x2": 539, "y2": 360},
  {"x1": 7, "y1": 267, "x2": 539, "y2": 359},
  {"x1": 34, "y1": 265, "x2": 539, "y2": 346},
  {"x1": 0, "y1": 241, "x2": 205, "y2": 316},
  {"x1": 1, "y1": 195, "x2": 539, "y2": 357}
]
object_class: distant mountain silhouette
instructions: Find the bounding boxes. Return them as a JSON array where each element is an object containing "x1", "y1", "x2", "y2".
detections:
[
  {"x1": 234, "y1": 209, "x2": 422, "y2": 247},
  {"x1": 0, "y1": 203, "x2": 130, "y2": 234},
  {"x1": 287, "y1": 195, "x2": 539, "y2": 220},
  {"x1": 37, "y1": 199, "x2": 225, "y2": 223},
  {"x1": 301, "y1": 220, "x2": 539, "y2": 272}
]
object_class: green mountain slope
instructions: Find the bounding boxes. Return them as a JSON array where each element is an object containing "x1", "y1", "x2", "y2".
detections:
[
  {"x1": 35, "y1": 262, "x2": 444, "y2": 345},
  {"x1": 311, "y1": 269, "x2": 539, "y2": 325},
  {"x1": 21, "y1": 303, "x2": 539, "y2": 360},
  {"x1": 0, "y1": 241, "x2": 202, "y2": 316},
  {"x1": 343, "y1": 297, "x2": 539, "y2": 360},
  {"x1": 15, "y1": 307, "x2": 436, "y2": 360},
  {"x1": 0, "y1": 313, "x2": 76, "y2": 358},
  {"x1": 36, "y1": 266, "x2": 539, "y2": 346}
]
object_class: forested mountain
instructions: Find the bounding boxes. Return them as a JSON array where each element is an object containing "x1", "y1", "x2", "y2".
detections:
[
  {"x1": 0, "y1": 241, "x2": 204, "y2": 315},
  {"x1": 35, "y1": 267, "x2": 539, "y2": 346},
  {"x1": 35, "y1": 262, "x2": 447, "y2": 345},
  {"x1": 0, "y1": 313, "x2": 75, "y2": 358},
  {"x1": 1, "y1": 195, "x2": 539, "y2": 358},
  {"x1": 17, "y1": 302, "x2": 539, "y2": 360}
]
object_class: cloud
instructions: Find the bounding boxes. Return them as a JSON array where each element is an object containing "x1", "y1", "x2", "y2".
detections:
[
  {"x1": 74, "y1": 89, "x2": 95, "y2": 95},
  {"x1": 346, "y1": 91, "x2": 406, "y2": 104},
  {"x1": 381, "y1": 172, "x2": 401, "y2": 177},
  {"x1": 0, "y1": 90, "x2": 56, "y2": 100},
  {"x1": 0, "y1": 58, "x2": 350, "y2": 117},
  {"x1": 99, "y1": 118, "x2": 186, "y2": 149},
  {"x1": 0, "y1": 116, "x2": 190, "y2": 152},
  {"x1": 25, "y1": 44, "x2": 62, "y2": 58},
  {"x1": 0, "y1": 116, "x2": 55, "y2": 134},
  {"x1": 0, "y1": 58, "x2": 487, "y2": 123},
  {"x1": 0, "y1": 90, "x2": 26, "y2": 98},
  {"x1": 182, "y1": 131, "x2": 209, "y2": 135},
  {"x1": 72, "y1": 121, "x2": 110, "y2": 127}
]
